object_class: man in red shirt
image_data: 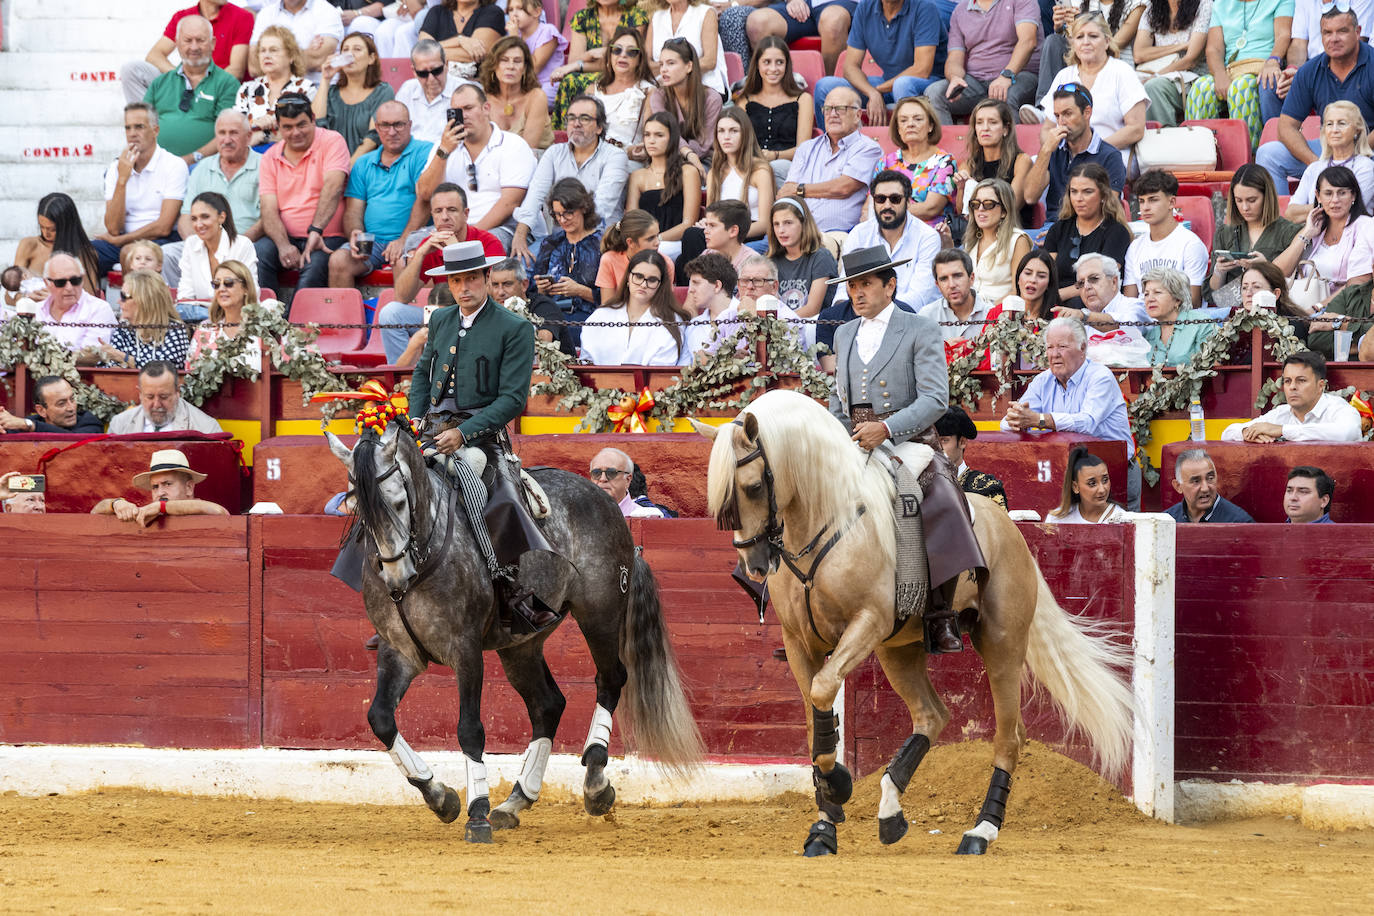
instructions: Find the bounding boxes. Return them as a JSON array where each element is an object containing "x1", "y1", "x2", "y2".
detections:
[
  {"x1": 379, "y1": 182, "x2": 505, "y2": 362},
  {"x1": 120, "y1": 0, "x2": 254, "y2": 103}
]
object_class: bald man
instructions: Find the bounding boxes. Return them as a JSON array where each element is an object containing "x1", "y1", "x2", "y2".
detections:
[{"x1": 328, "y1": 100, "x2": 435, "y2": 288}]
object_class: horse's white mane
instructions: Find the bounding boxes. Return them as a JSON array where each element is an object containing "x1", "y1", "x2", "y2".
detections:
[{"x1": 708, "y1": 390, "x2": 895, "y2": 563}]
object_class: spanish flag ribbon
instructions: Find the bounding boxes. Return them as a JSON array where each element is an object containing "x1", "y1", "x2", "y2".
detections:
[
  {"x1": 608, "y1": 388, "x2": 655, "y2": 433},
  {"x1": 310, "y1": 380, "x2": 414, "y2": 437},
  {"x1": 1352, "y1": 390, "x2": 1373, "y2": 424}
]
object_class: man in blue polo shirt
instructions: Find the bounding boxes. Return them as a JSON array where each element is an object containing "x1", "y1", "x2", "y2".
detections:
[
  {"x1": 811, "y1": 0, "x2": 946, "y2": 126},
  {"x1": 1023, "y1": 84, "x2": 1126, "y2": 215},
  {"x1": 328, "y1": 100, "x2": 433, "y2": 288},
  {"x1": 1166, "y1": 450, "x2": 1255, "y2": 524},
  {"x1": 1256, "y1": 6, "x2": 1374, "y2": 191}
]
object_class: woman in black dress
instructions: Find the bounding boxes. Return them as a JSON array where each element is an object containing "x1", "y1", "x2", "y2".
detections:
[
  {"x1": 626, "y1": 112, "x2": 702, "y2": 263},
  {"x1": 1042, "y1": 162, "x2": 1133, "y2": 310},
  {"x1": 734, "y1": 36, "x2": 814, "y2": 181}
]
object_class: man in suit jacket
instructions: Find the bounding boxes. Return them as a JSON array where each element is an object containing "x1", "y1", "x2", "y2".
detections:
[
  {"x1": 826, "y1": 246, "x2": 985, "y2": 654},
  {"x1": 107, "y1": 362, "x2": 223, "y2": 435},
  {"x1": 410, "y1": 240, "x2": 557, "y2": 632}
]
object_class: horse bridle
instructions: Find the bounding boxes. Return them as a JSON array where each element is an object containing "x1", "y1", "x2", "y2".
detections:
[
  {"x1": 368, "y1": 461, "x2": 429, "y2": 570},
  {"x1": 725, "y1": 437, "x2": 785, "y2": 556}
]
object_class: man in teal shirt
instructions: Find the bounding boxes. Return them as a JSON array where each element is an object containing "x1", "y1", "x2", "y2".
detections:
[{"x1": 144, "y1": 15, "x2": 239, "y2": 165}]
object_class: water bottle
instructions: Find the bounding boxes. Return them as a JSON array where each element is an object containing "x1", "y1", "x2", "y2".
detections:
[{"x1": 1189, "y1": 395, "x2": 1205, "y2": 442}]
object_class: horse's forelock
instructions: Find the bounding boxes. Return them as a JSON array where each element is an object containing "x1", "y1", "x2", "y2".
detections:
[
  {"x1": 351, "y1": 433, "x2": 387, "y2": 535},
  {"x1": 705, "y1": 420, "x2": 743, "y2": 524}
]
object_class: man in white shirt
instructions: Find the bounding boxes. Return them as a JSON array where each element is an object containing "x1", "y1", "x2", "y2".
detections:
[
  {"x1": 394, "y1": 39, "x2": 465, "y2": 145},
  {"x1": 249, "y1": 0, "x2": 344, "y2": 79},
  {"x1": 834, "y1": 170, "x2": 941, "y2": 310},
  {"x1": 1072, "y1": 253, "x2": 1150, "y2": 330},
  {"x1": 1122, "y1": 169, "x2": 1208, "y2": 305},
  {"x1": 1221, "y1": 351, "x2": 1363, "y2": 442},
  {"x1": 108, "y1": 362, "x2": 225, "y2": 435},
  {"x1": 36, "y1": 254, "x2": 118, "y2": 352},
  {"x1": 92, "y1": 103, "x2": 189, "y2": 276},
  {"x1": 416, "y1": 84, "x2": 537, "y2": 249},
  {"x1": 682, "y1": 251, "x2": 743, "y2": 357},
  {"x1": 918, "y1": 249, "x2": 994, "y2": 343}
]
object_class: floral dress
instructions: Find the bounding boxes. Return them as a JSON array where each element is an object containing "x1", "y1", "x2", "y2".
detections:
[
  {"x1": 553, "y1": 3, "x2": 649, "y2": 129},
  {"x1": 875, "y1": 147, "x2": 958, "y2": 229},
  {"x1": 236, "y1": 76, "x2": 317, "y2": 146}
]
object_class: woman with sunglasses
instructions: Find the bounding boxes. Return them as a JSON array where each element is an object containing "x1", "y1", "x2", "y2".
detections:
[
  {"x1": 591, "y1": 28, "x2": 657, "y2": 149},
  {"x1": 186, "y1": 260, "x2": 265, "y2": 371},
  {"x1": 1211, "y1": 164, "x2": 1299, "y2": 297},
  {"x1": 551, "y1": 0, "x2": 651, "y2": 130},
  {"x1": 312, "y1": 32, "x2": 394, "y2": 162},
  {"x1": 1182, "y1": 0, "x2": 1292, "y2": 147},
  {"x1": 236, "y1": 26, "x2": 316, "y2": 150},
  {"x1": 101, "y1": 270, "x2": 190, "y2": 370},
  {"x1": 1285, "y1": 101, "x2": 1374, "y2": 223},
  {"x1": 1029, "y1": 13, "x2": 1147, "y2": 157},
  {"x1": 645, "y1": 0, "x2": 730, "y2": 97},
  {"x1": 16, "y1": 193, "x2": 101, "y2": 294},
  {"x1": 964, "y1": 179, "x2": 1032, "y2": 304},
  {"x1": 735, "y1": 36, "x2": 814, "y2": 181},
  {"x1": 479, "y1": 35, "x2": 554, "y2": 150},
  {"x1": 529, "y1": 178, "x2": 604, "y2": 333},
  {"x1": 626, "y1": 113, "x2": 702, "y2": 261},
  {"x1": 176, "y1": 192, "x2": 258, "y2": 323},
  {"x1": 1042, "y1": 162, "x2": 1132, "y2": 308},
  {"x1": 579, "y1": 249, "x2": 694, "y2": 365},
  {"x1": 645, "y1": 39, "x2": 721, "y2": 171}
]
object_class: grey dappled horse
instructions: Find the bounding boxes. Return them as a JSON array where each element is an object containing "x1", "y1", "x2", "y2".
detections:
[{"x1": 327, "y1": 423, "x2": 702, "y2": 842}]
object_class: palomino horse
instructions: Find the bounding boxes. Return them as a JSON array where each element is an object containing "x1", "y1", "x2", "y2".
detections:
[
  {"x1": 326, "y1": 421, "x2": 702, "y2": 841},
  {"x1": 692, "y1": 389, "x2": 1133, "y2": 857}
]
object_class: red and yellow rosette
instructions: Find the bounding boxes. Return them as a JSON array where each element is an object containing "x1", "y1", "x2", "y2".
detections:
[
  {"x1": 310, "y1": 380, "x2": 417, "y2": 438},
  {"x1": 1352, "y1": 390, "x2": 1373, "y2": 433},
  {"x1": 608, "y1": 388, "x2": 655, "y2": 433}
]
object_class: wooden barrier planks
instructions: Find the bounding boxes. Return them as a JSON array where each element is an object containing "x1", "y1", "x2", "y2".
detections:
[{"x1": 0, "y1": 516, "x2": 253, "y2": 748}]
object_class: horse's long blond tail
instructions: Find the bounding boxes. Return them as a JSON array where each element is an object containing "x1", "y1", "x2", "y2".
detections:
[{"x1": 1023, "y1": 567, "x2": 1134, "y2": 782}]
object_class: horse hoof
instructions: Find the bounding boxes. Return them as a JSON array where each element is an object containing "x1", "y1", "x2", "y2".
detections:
[
  {"x1": 802, "y1": 820, "x2": 838, "y2": 858},
  {"x1": 465, "y1": 818, "x2": 494, "y2": 844},
  {"x1": 583, "y1": 781, "x2": 616, "y2": 817},
  {"x1": 955, "y1": 834, "x2": 988, "y2": 855},
  {"x1": 488, "y1": 808, "x2": 520, "y2": 830},
  {"x1": 878, "y1": 811, "x2": 909, "y2": 846},
  {"x1": 815, "y1": 763, "x2": 853, "y2": 807},
  {"x1": 435, "y1": 787, "x2": 463, "y2": 824}
]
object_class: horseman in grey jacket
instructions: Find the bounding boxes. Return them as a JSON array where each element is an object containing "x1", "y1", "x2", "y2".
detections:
[{"x1": 827, "y1": 246, "x2": 986, "y2": 654}]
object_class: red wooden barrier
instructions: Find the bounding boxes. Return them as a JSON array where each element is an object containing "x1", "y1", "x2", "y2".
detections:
[{"x1": 965, "y1": 433, "x2": 1128, "y2": 511}]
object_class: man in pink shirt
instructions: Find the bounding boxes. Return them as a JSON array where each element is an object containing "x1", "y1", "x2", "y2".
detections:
[
  {"x1": 254, "y1": 93, "x2": 351, "y2": 308},
  {"x1": 36, "y1": 253, "x2": 118, "y2": 354}
]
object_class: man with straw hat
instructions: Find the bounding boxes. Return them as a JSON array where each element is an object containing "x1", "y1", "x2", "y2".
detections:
[
  {"x1": 827, "y1": 246, "x2": 986, "y2": 655},
  {"x1": 91, "y1": 448, "x2": 228, "y2": 525},
  {"x1": 410, "y1": 240, "x2": 560, "y2": 633}
]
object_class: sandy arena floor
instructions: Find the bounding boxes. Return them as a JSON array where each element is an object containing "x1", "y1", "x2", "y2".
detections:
[{"x1": 2, "y1": 741, "x2": 1370, "y2": 914}]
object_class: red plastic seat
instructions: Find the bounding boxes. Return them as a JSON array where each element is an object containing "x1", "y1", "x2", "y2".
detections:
[
  {"x1": 940, "y1": 124, "x2": 971, "y2": 159},
  {"x1": 673, "y1": 286, "x2": 689, "y2": 306},
  {"x1": 833, "y1": 53, "x2": 881, "y2": 77},
  {"x1": 725, "y1": 51, "x2": 744, "y2": 86},
  {"x1": 790, "y1": 37, "x2": 823, "y2": 53},
  {"x1": 360, "y1": 267, "x2": 394, "y2": 287},
  {"x1": 790, "y1": 50, "x2": 825, "y2": 92},
  {"x1": 1174, "y1": 195, "x2": 1215, "y2": 249},
  {"x1": 1181, "y1": 118, "x2": 1251, "y2": 170},
  {"x1": 289, "y1": 288, "x2": 366, "y2": 357},
  {"x1": 860, "y1": 124, "x2": 896, "y2": 155},
  {"x1": 1258, "y1": 114, "x2": 1320, "y2": 148},
  {"x1": 379, "y1": 58, "x2": 410, "y2": 93},
  {"x1": 1015, "y1": 124, "x2": 1043, "y2": 157},
  {"x1": 563, "y1": 0, "x2": 588, "y2": 33}
]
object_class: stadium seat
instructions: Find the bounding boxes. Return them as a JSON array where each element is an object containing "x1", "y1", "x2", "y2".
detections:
[
  {"x1": 861, "y1": 125, "x2": 896, "y2": 154},
  {"x1": 790, "y1": 50, "x2": 825, "y2": 92},
  {"x1": 1015, "y1": 124, "x2": 1043, "y2": 157},
  {"x1": 673, "y1": 286, "x2": 689, "y2": 306},
  {"x1": 1175, "y1": 195, "x2": 1215, "y2": 249},
  {"x1": 379, "y1": 58, "x2": 410, "y2": 93},
  {"x1": 940, "y1": 124, "x2": 971, "y2": 158},
  {"x1": 543, "y1": 0, "x2": 559, "y2": 28},
  {"x1": 832, "y1": 54, "x2": 882, "y2": 77},
  {"x1": 289, "y1": 288, "x2": 366, "y2": 356},
  {"x1": 1258, "y1": 114, "x2": 1320, "y2": 148},
  {"x1": 1278, "y1": 195, "x2": 1291, "y2": 213},
  {"x1": 360, "y1": 267, "x2": 394, "y2": 288},
  {"x1": 1182, "y1": 118, "x2": 1251, "y2": 171},
  {"x1": 790, "y1": 37, "x2": 823, "y2": 52},
  {"x1": 725, "y1": 52, "x2": 744, "y2": 86},
  {"x1": 563, "y1": 0, "x2": 587, "y2": 32}
]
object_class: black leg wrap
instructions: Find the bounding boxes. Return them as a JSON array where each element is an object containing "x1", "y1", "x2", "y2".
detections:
[
  {"x1": 977, "y1": 767, "x2": 1013, "y2": 830},
  {"x1": 802, "y1": 819, "x2": 838, "y2": 858},
  {"x1": 812, "y1": 763, "x2": 853, "y2": 809},
  {"x1": 811, "y1": 706, "x2": 839, "y2": 762},
  {"x1": 884, "y1": 733, "x2": 932, "y2": 795}
]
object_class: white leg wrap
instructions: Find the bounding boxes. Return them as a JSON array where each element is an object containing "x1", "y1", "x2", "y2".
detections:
[
  {"x1": 465, "y1": 756, "x2": 489, "y2": 802},
  {"x1": 517, "y1": 737, "x2": 554, "y2": 800},
  {"x1": 878, "y1": 774, "x2": 903, "y2": 819},
  {"x1": 582, "y1": 704, "x2": 614, "y2": 755},
  {"x1": 963, "y1": 820, "x2": 1000, "y2": 844},
  {"x1": 388, "y1": 734, "x2": 433, "y2": 782}
]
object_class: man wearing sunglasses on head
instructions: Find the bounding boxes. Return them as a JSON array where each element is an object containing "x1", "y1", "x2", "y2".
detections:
[
  {"x1": 588, "y1": 448, "x2": 669, "y2": 519},
  {"x1": 1023, "y1": 84, "x2": 1126, "y2": 217}
]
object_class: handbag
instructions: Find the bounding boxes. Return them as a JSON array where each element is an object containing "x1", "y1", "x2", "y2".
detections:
[
  {"x1": 1287, "y1": 260, "x2": 1330, "y2": 316},
  {"x1": 1212, "y1": 275, "x2": 1245, "y2": 311},
  {"x1": 1133, "y1": 126, "x2": 1218, "y2": 172}
]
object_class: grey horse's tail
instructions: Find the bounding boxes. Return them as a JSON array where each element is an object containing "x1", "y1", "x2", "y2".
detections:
[{"x1": 619, "y1": 552, "x2": 705, "y2": 777}]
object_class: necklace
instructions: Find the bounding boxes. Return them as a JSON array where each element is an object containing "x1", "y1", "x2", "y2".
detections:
[
  {"x1": 1232, "y1": 0, "x2": 1257, "y2": 56},
  {"x1": 646, "y1": 166, "x2": 665, "y2": 189}
]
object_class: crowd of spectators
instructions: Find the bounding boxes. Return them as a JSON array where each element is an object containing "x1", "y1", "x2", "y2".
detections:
[{"x1": 1, "y1": 0, "x2": 1372, "y2": 522}]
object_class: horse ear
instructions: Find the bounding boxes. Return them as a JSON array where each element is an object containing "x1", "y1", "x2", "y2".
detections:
[
  {"x1": 380, "y1": 424, "x2": 400, "y2": 461},
  {"x1": 325, "y1": 431, "x2": 353, "y2": 469},
  {"x1": 741, "y1": 411, "x2": 759, "y2": 443},
  {"x1": 687, "y1": 418, "x2": 718, "y2": 440}
]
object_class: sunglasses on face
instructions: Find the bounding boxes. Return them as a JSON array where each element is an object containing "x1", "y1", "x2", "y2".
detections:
[
  {"x1": 970, "y1": 199, "x2": 1002, "y2": 211},
  {"x1": 590, "y1": 467, "x2": 626, "y2": 480},
  {"x1": 872, "y1": 193, "x2": 907, "y2": 206},
  {"x1": 211, "y1": 278, "x2": 240, "y2": 289},
  {"x1": 414, "y1": 65, "x2": 445, "y2": 78},
  {"x1": 48, "y1": 276, "x2": 84, "y2": 287},
  {"x1": 610, "y1": 45, "x2": 641, "y2": 57}
]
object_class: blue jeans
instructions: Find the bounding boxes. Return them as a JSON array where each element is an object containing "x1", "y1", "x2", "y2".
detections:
[
  {"x1": 814, "y1": 74, "x2": 938, "y2": 125},
  {"x1": 377, "y1": 300, "x2": 424, "y2": 364},
  {"x1": 1257, "y1": 137, "x2": 1322, "y2": 194}
]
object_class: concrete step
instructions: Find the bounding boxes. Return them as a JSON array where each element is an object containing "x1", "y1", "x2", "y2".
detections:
[
  {"x1": 0, "y1": 87, "x2": 128, "y2": 126},
  {"x1": 6, "y1": 0, "x2": 182, "y2": 20},
  {"x1": 8, "y1": 19, "x2": 172, "y2": 54},
  {"x1": 0, "y1": 160, "x2": 109, "y2": 203},
  {"x1": 0, "y1": 53, "x2": 131, "y2": 91},
  {"x1": 0, "y1": 126, "x2": 123, "y2": 165}
]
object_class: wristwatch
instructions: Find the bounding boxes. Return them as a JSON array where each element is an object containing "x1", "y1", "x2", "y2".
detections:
[
  {"x1": 1000, "y1": 69, "x2": 1015, "y2": 80},
  {"x1": 192, "y1": 150, "x2": 205, "y2": 163},
  {"x1": 308, "y1": 224, "x2": 323, "y2": 236},
  {"x1": 797, "y1": 183, "x2": 806, "y2": 198},
  {"x1": 436, "y1": 147, "x2": 450, "y2": 159}
]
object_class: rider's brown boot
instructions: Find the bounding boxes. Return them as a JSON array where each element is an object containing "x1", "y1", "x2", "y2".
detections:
[{"x1": 926, "y1": 615, "x2": 964, "y2": 654}]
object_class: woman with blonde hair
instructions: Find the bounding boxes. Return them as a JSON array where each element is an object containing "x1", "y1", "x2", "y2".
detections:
[
  {"x1": 186, "y1": 260, "x2": 264, "y2": 371},
  {"x1": 479, "y1": 35, "x2": 554, "y2": 150},
  {"x1": 875, "y1": 95, "x2": 958, "y2": 230},
  {"x1": 101, "y1": 270, "x2": 190, "y2": 369},
  {"x1": 312, "y1": 31, "x2": 394, "y2": 161},
  {"x1": 119, "y1": 240, "x2": 164, "y2": 276},
  {"x1": 1286, "y1": 101, "x2": 1374, "y2": 222},
  {"x1": 237, "y1": 25, "x2": 316, "y2": 149},
  {"x1": 1030, "y1": 12, "x2": 1148, "y2": 154},
  {"x1": 963, "y1": 178, "x2": 1032, "y2": 303},
  {"x1": 551, "y1": 0, "x2": 651, "y2": 129},
  {"x1": 707, "y1": 108, "x2": 775, "y2": 240}
]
